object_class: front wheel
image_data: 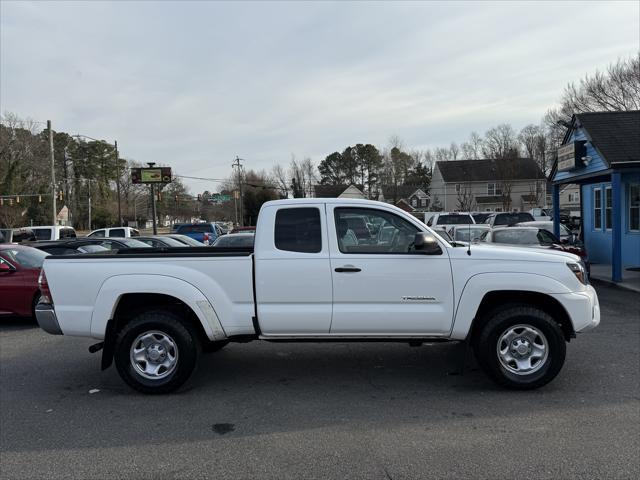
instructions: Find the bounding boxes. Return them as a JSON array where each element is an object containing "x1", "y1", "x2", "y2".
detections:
[
  {"x1": 114, "y1": 310, "x2": 201, "y2": 394},
  {"x1": 473, "y1": 306, "x2": 566, "y2": 390}
]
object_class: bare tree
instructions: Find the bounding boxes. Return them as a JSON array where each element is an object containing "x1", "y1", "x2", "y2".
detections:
[
  {"x1": 469, "y1": 131, "x2": 483, "y2": 159},
  {"x1": 449, "y1": 142, "x2": 459, "y2": 160},
  {"x1": 434, "y1": 147, "x2": 451, "y2": 162},
  {"x1": 482, "y1": 124, "x2": 520, "y2": 160},
  {"x1": 456, "y1": 183, "x2": 475, "y2": 211},
  {"x1": 544, "y1": 55, "x2": 640, "y2": 144},
  {"x1": 270, "y1": 164, "x2": 289, "y2": 198}
]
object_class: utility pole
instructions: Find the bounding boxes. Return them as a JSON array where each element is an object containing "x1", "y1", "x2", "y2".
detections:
[
  {"x1": 48, "y1": 120, "x2": 57, "y2": 225},
  {"x1": 232, "y1": 156, "x2": 244, "y2": 226},
  {"x1": 88, "y1": 181, "x2": 92, "y2": 231},
  {"x1": 115, "y1": 140, "x2": 122, "y2": 226},
  {"x1": 148, "y1": 162, "x2": 158, "y2": 234}
]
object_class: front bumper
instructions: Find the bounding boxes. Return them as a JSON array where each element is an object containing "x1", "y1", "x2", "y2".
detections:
[
  {"x1": 551, "y1": 284, "x2": 600, "y2": 333},
  {"x1": 35, "y1": 303, "x2": 63, "y2": 335}
]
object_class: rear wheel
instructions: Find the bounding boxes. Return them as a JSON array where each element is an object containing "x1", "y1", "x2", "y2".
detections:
[
  {"x1": 473, "y1": 305, "x2": 566, "y2": 390},
  {"x1": 114, "y1": 310, "x2": 201, "y2": 394}
]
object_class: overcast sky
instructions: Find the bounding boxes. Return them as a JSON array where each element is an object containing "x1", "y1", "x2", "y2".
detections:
[{"x1": 1, "y1": 1, "x2": 638, "y2": 192}]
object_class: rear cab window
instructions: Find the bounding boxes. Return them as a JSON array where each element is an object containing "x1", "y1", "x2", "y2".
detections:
[
  {"x1": 274, "y1": 208, "x2": 322, "y2": 253},
  {"x1": 436, "y1": 214, "x2": 474, "y2": 225},
  {"x1": 110, "y1": 228, "x2": 126, "y2": 238}
]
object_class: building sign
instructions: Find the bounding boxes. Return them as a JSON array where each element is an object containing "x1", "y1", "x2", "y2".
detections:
[
  {"x1": 557, "y1": 141, "x2": 587, "y2": 172},
  {"x1": 131, "y1": 167, "x2": 172, "y2": 184}
]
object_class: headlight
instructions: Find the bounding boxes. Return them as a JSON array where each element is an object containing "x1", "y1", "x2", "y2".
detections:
[{"x1": 567, "y1": 262, "x2": 588, "y2": 285}]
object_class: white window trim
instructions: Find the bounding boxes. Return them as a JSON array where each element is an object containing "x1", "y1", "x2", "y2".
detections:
[
  {"x1": 605, "y1": 186, "x2": 612, "y2": 231},
  {"x1": 593, "y1": 187, "x2": 602, "y2": 231}
]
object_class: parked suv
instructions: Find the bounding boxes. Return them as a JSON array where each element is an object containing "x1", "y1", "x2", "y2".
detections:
[
  {"x1": 483, "y1": 212, "x2": 535, "y2": 227},
  {"x1": 28, "y1": 226, "x2": 77, "y2": 241},
  {"x1": 88, "y1": 227, "x2": 140, "y2": 238}
]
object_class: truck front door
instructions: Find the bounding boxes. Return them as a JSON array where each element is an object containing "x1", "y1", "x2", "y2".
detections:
[{"x1": 328, "y1": 206, "x2": 454, "y2": 336}]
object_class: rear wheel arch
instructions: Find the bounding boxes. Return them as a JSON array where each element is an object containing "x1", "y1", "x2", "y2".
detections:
[
  {"x1": 468, "y1": 290, "x2": 575, "y2": 344},
  {"x1": 101, "y1": 293, "x2": 212, "y2": 371}
]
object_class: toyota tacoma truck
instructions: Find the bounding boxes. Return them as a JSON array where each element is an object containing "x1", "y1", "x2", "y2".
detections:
[{"x1": 35, "y1": 199, "x2": 599, "y2": 394}]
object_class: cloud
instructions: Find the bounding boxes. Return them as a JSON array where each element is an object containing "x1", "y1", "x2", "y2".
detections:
[{"x1": 1, "y1": 0, "x2": 638, "y2": 191}]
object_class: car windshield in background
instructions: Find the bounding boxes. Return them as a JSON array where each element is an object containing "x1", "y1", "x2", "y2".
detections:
[
  {"x1": 472, "y1": 213, "x2": 491, "y2": 223},
  {"x1": 1, "y1": 247, "x2": 49, "y2": 268},
  {"x1": 213, "y1": 234, "x2": 255, "y2": 247},
  {"x1": 494, "y1": 213, "x2": 535, "y2": 225},
  {"x1": 168, "y1": 235, "x2": 204, "y2": 246},
  {"x1": 492, "y1": 229, "x2": 540, "y2": 245},
  {"x1": 437, "y1": 215, "x2": 473, "y2": 225},
  {"x1": 157, "y1": 237, "x2": 190, "y2": 247},
  {"x1": 119, "y1": 239, "x2": 152, "y2": 248},
  {"x1": 78, "y1": 245, "x2": 109, "y2": 253},
  {"x1": 455, "y1": 228, "x2": 489, "y2": 241}
]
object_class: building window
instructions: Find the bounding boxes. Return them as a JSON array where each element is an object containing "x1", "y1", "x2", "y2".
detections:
[
  {"x1": 487, "y1": 183, "x2": 502, "y2": 196},
  {"x1": 594, "y1": 188, "x2": 602, "y2": 230},
  {"x1": 455, "y1": 184, "x2": 461, "y2": 193},
  {"x1": 421, "y1": 198, "x2": 427, "y2": 207},
  {"x1": 605, "y1": 187, "x2": 612, "y2": 230},
  {"x1": 630, "y1": 184, "x2": 640, "y2": 231},
  {"x1": 568, "y1": 192, "x2": 579, "y2": 203},
  {"x1": 411, "y1": 197, "x2": 417, "y2": 207}
]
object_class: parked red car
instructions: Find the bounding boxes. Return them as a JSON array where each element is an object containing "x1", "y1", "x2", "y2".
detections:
[{"x1": 0, "y1": 245, "x2": 49, "y2": 318}]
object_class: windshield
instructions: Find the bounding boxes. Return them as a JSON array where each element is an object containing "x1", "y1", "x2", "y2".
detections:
[
  {"x1": 157, "y1": 237, "x2": 189, "y2": 247},
  {"x1": 119, "y1": 239, "x2": 152, "y2": 248},
  {"x1": 169, "y1": 235, "x2": 204, "y2": 246},
  {"x1": 77, "y1": 245, "x2": 109, "y2": 253},
  {"x1": 454, "y1": 227, "x2": 489, "y2": 242},
  {"x1": 436, "y1": 214, "x2": 474, "y2": 225},
  {"x1": 491, "y1": 229, "x2": 540, "y2": 245},
  {"x1": 494, "y1": 213, "x2": 535, "y2": 226},
  {"x1": 0, "y1": 247, "x2": 49, "y2": 268}
]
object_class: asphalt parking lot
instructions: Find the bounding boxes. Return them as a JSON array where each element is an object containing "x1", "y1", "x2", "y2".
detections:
[{"x1": 1, "y1": 281, "x2": 639, "y2": 480}]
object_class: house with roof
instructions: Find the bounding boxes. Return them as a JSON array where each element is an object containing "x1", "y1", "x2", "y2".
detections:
[
  {"x1": 313, "y1": 184, "x2": 365, "y2": 199},
  {"x1": 430, "y1": 158, "x2": 546, "y2": 213},
  {"x1": 407, "y1": 189, "x2": 430, "y2": 210},
  {"x1": 550, "y1": 110, "x2": 640, "y2": 283}
]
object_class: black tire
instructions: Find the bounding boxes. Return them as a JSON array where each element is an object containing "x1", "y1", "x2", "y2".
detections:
[
  {"x1": 114, "y1": 310, "x2": 201, "y2": 394},
  {"x1": 203, "y1": 340, "x2": 229, "y2": 353},
  {"x1": 473, "y1": 305, "x2": 566, "y2": 390},
  {"x1": 31, "y1": 293, "x2": 41, "y2": 319}
]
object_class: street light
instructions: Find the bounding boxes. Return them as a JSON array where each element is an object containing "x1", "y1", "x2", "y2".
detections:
[{"x1": 72, "y1": 134, "x2": 122, "y2": 227}]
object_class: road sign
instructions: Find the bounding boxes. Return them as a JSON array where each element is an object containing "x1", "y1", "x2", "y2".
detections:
[{"x1": 131, "y1": 167, "x2": 172, "y2": 184}]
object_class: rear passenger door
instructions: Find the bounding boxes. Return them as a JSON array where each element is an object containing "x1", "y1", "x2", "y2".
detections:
[{"x1": 254, "y1": 204, "x2": 333, "y2": 335}]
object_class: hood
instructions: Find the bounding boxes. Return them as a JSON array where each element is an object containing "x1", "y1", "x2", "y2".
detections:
[{"x1": 447, "y1": 243, "x2": 581, "y2": 263}]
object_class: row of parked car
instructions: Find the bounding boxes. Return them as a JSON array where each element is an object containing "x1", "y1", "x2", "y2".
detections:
[
  {"x1": 424, "y1": 211, "x2": 588, "y2": 272},
  {"x1": 0, "y1": 222, "x2": 257, "y2": 319}
]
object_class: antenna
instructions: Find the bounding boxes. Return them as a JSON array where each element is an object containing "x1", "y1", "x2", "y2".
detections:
[{"x1": 467, "y1": 214, "x2": 472, "y2": 256}]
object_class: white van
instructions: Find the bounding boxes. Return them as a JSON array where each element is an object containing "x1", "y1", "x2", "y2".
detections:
[
  {"x1": 29, "y1": 226, "x2": 77, "y2": 241},
  {"x1": 87, "y1": 227, "x2": 140, "y2": 238}
]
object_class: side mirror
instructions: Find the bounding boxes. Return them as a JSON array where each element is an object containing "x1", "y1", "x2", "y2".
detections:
[
  {"x1": 414, "y1": 232, "x2": 443, "y2": 255},
  {"x1": 0, "y1": 262, "x2": 15, "y2": 273}
]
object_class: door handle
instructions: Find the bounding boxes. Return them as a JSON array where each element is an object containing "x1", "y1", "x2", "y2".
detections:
[{"x1": 334, "y1": 266, "x2": 361, "y2": 273}]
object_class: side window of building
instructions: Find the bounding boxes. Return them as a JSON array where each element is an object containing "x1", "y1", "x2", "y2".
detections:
[
  {"x1": 605, "y1": 187, "x2": 612, "y2": 230},
  {"x1": 274, "y1": 208, "x2": 322, "y2": 253},
  {"x1": 594, "y1": 188, "x2": 602, "y2": 230},
  {"x1": 630, "y1": 184, "x2": 640, "y2": 231},
  {"x1": 334, "y1": 208, "x2": 419, "y2": 254}
]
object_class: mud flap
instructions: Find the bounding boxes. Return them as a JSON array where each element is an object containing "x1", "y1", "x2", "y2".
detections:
[{"x1": 101, "y1": 320, "x2": 116, "y2": 370}]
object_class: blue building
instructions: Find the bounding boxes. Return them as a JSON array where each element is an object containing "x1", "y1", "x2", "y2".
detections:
[{"x1": 550, "y1": 111, "x2": 640, "y2": 282}]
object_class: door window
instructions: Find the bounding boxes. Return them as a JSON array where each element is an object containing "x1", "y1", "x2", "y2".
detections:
[
  {"x1": 630, "y1": 184, "x2": 640, "y2": 231},
  {"x1": 274, "y1": 208, "x2": 322, "y2": 253},
  {"x1": 89, "y1": 230, "x2": 105, "y2": 238},
  {"x1": 33, "y1": 228, "x2": 52, "y2": 240},
  {"x1": 334, "y1": 208, "x2": 419, "y2": 254},
  {"x1": 605, "y1": 187, "x2": 612, "y2": 230}
]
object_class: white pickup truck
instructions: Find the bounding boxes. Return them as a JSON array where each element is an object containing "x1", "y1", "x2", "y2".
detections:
[{"x1": 36, "y1": 198, "x2": 599, "y2": 394}]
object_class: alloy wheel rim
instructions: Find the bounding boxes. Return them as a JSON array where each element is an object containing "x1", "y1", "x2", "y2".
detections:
[
  {"x1": 130, "y1": 330, "x2": 178, "y2": 380},
  {"x1": 496, "y1": 324, "x2": 548, "y2": 375}
]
